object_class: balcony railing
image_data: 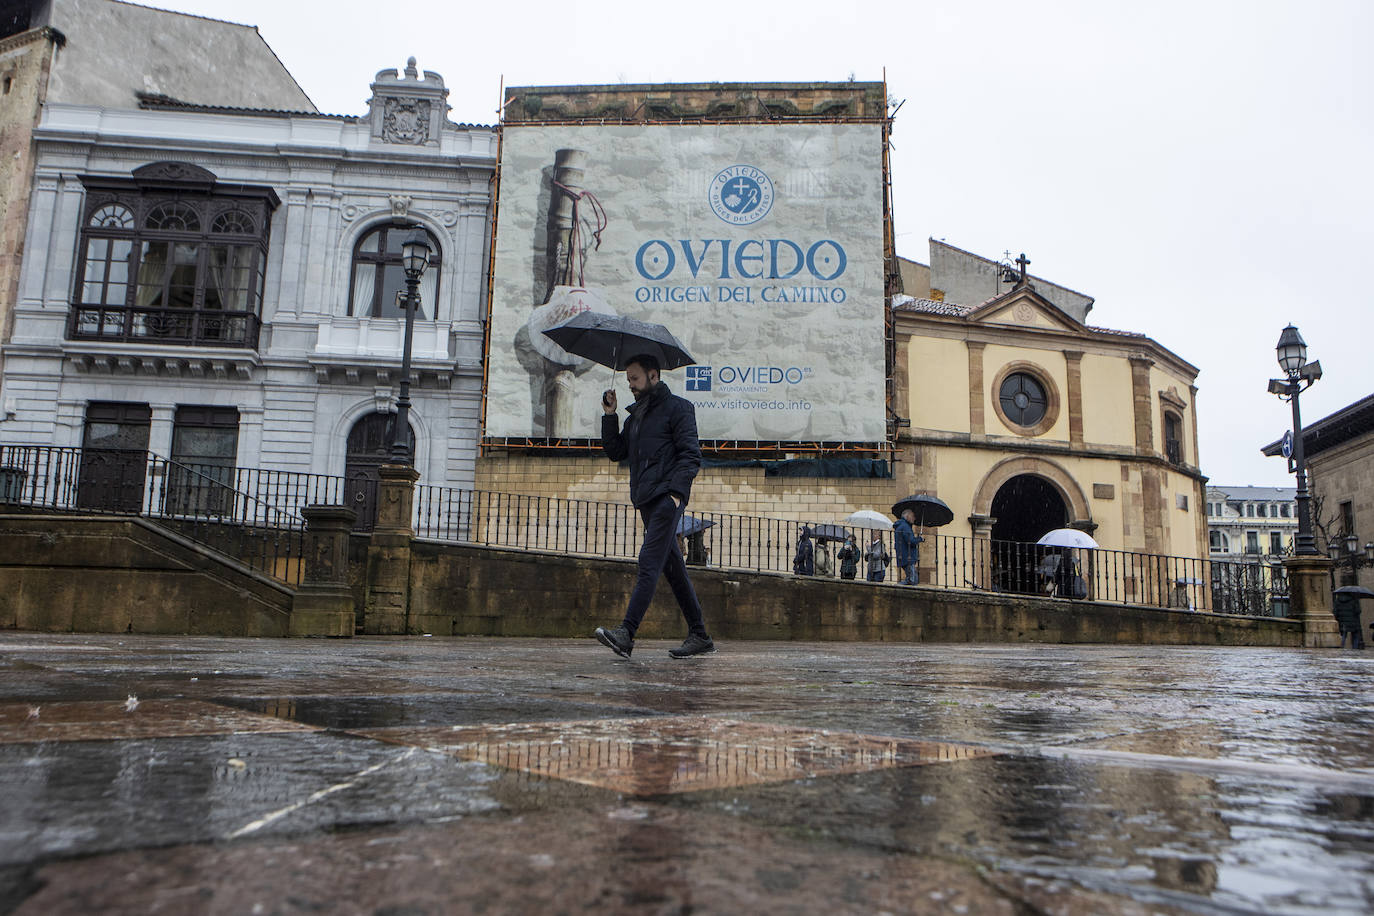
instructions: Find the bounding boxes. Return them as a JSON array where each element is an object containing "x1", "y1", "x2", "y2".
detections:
[{"x1": 68, "y1": 305, "x2": 261, "y2": 348}]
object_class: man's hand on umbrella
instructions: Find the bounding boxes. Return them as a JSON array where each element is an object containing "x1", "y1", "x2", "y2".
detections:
[{"x1": 602, "y1": 389, "x2": 617, "y2": 414}]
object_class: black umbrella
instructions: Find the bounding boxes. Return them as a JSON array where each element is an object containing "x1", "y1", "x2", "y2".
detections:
[
  {"x1": 676, "y1": 515, "x2": 715, "y2": 537},
  {"x1": 891, "y1": 494, "x2": 954, "y2": 528},
  {"x1": 541, "y1": 311, "x2": 695, "y2": 371},
  {"x1": 1334, "y1": 585, "x2": 1374, "y2": 599},
  {"x1": 809, "y1": 524, "x2": 850, "y2": 543}
]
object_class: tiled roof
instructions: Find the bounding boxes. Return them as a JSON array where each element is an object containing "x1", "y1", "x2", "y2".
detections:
[
  {"x1": 891, "y1": 297, "x2": 971, "y2": 317},
  {"x1": 1086, "y1": 325, "x2": 1146, "y2": 339},
  {"x1": 1208, "y1": 486, "x2": 1296, "y2": 500}
]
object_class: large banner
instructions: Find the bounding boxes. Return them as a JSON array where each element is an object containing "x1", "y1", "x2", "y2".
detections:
[{"x1": 485, "y1": 123, "x2": 886, "y2": 442}]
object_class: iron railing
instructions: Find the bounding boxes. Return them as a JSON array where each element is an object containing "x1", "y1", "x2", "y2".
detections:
[
  {"x1": 413, "y1": 485, "x2": 1289, "y2": 617},
  {"x1": 0, "y1": 444, "x2": 327, "y2": 586},
  {"x1": 0, "y1": 443, "x2": 1289, "y2": 615}
]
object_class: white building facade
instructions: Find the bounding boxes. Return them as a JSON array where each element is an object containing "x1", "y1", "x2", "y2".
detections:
[
  {"x1": 0, "y1": 61, "x2": 496, "y2": 518},
  {"x1": 1206, "y1": 485, "x2": 1297, "y2": 560}
]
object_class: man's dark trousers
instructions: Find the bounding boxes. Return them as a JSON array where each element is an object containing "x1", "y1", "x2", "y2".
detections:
[{"x1": 621, "y1": 494, "x2": 707, "y2": 638}]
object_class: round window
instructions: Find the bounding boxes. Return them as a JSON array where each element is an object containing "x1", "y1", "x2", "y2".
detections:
[{"x1": 998, "y1": 372, "x2": 1047, "y2": 427}]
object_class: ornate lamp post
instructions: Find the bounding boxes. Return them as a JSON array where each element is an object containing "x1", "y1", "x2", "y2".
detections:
[
  {"x1": 1267, "y1": 325, "x2": 1322, "y2": 556},
  {"x1": 1336, "y1": 534, "x2": 1374, "y2": 585},
  {"x1": 389, "y1": 228, "x2": 432, "y2": 463}
]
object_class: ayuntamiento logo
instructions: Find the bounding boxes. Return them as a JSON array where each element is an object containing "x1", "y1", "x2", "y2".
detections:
[{"x1": 686, "y1": 366, "x2": 712, "y2": 391}]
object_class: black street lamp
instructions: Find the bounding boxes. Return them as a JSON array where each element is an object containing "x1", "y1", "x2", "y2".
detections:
[
  {"x1": 1335, "y1": 535, "x2": 1374, "y2": 584},
  {"x1": 1267, "y1": 325, "x2": 1323, "y2": 556},
  {"x1": 389, "y1": 227, "x2": 432, "y2": 463}
]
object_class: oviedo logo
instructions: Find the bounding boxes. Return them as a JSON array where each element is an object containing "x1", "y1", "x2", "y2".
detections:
[{"x1": 708, "y1": 165, "x2": 774, "y2": 226}]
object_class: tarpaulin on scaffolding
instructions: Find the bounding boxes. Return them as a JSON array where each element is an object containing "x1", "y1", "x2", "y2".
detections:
[{"x1": 702, "y1": 457, "x2": 891, "y2": 478}]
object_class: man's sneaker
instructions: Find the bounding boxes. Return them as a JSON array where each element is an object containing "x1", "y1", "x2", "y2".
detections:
[
  {"x1": 594, "y1": 625, "x2": 633, "y2": 658},
  {"x1": 668, "y1": 634, "x2": 715, "y2": 658}
]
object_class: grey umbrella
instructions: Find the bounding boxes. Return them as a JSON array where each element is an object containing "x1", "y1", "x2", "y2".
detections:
[
  {"x1": 809, "y1": 524, "x2": 850, "y2": 543},
  {"x1": 1333, "y1": 585, "x2": 1374, "y2": 598},
  {"x1": 541, "y1": 311, "x2": 695, "y2": 371},
  {"x1": 676, "y1": 515, "x2": 716, "y2": 537}
]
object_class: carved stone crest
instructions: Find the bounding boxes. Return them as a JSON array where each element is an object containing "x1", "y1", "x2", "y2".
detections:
[
  {"x1": 389, "y1": 195, "x2": 412, "y2": 218},
  {"x1": 383, "y1": 98, "x2": 431, "y2": 145}
]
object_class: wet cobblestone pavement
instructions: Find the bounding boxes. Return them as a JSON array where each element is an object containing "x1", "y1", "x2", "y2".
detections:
[{"x1": 0, "y1": 634, "x2": 1371, "y2": 914}]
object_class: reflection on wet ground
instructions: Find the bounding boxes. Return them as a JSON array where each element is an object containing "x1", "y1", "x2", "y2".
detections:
[
  {"x1": 0, "y1": 634, "x2": 1371, "y2": 914},
  {"x1": 367, "y1": 716, "x2": 997, "y2": 795}
]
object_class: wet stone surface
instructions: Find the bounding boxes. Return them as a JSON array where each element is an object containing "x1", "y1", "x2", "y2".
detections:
[{"x1": 0, "y1": 634, "x2": 1371, "y2": 914}]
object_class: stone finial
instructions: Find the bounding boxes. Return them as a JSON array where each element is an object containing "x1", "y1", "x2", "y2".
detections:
[{"x1": 404, "y1": 56, "x2": 419, "y2": 80}]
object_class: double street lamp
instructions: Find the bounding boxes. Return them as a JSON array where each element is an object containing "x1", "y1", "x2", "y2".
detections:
[
  {"x1": 388, "y1": 227, "x2": 432, "y2": 463},
  {"x1": 1266, "y1": 325, "x2": 1322, "y2": 556}
]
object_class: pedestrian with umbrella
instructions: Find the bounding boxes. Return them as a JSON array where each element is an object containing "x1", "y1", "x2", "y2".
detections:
[
  {"x1": 1332, "y1": 585, "x2": 1373, "y2": 650},
  {"x1": 543, "y1": 315, "x2": 714, "y2": 660},
  {"x1": 892, "y1": 509, "x2": 925, "y2": 585},
  {"x1": 793, "y1": 525, "x2": 815, "y2": 576},
  {"x1": 890, "y1": 495, "x2": 953, "y2": 586},
  {"x1": 836, "y1": 533, "x2": 859, "y2": 580}
]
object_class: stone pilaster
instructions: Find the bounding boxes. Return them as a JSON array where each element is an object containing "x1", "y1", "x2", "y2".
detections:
[
  {"x1": 1129, "y1": 356, "x2": 1155, "y2": 456},
  {"x1": 363, "y1": 463, "x2": 420, "y2": 634},
  {"x1": 967, "y1": 342, "x2": 986, "y2": 437},
  {"x1": 968, "y1": 514, "x2": 996, "y2": 591},
  {"x1": 1064, "y1": 350, "x2": 1084, "y2": 448},
  {"x1": 1285, "y1": 555, "x2": 1340, "y2": 648},
  {"x1": 291, "y1": 505, "x2": 358, "y2": 637}
]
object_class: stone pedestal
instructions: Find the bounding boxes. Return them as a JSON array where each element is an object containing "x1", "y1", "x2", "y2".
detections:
[
  {"x1": 1285, "y1": 554, "x2": 1339, "y2": 648},
  {"x1": 291, "y1": 505, "x2": 358, "y2": 637},
  {"x1": 364, "y1": 464, "x2": 420, "y2": 635}
]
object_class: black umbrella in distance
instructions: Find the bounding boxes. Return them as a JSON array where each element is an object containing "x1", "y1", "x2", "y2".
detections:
[
  {"x1": 891, "y1": 494, "x2": 954, "y2": 528},
  {"x1": 1333, "y1": 585, "x2": 1374, "y2": 599},
  {"x1": 541, "y1": 311, "x2": 695, "y2": 371}
]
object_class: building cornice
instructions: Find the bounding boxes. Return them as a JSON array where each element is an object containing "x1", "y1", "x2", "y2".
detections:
[
  {"x1": 898, "y1": 430, "x2": 1208, "y2": 483},
  {"x1": 893, "y1": 310, "x2": 1199, "y2": 380},
  {"x1": 0, "y1": 26, "x2": 65, "y2": 56}
]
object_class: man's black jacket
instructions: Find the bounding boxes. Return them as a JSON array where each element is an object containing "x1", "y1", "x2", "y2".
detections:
[{"x1": 602, "y1": 380, "x2": 701, "y2": 508}]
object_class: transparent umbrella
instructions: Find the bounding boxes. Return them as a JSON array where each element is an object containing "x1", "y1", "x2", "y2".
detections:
[{"x1": 1037, "y1": 528, "x2": 1099, "y2": 549}]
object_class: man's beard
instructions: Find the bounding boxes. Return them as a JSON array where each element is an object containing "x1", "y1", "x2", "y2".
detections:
[{"x1": 631, "y1": 382, "x2": 652, "y2": 400}]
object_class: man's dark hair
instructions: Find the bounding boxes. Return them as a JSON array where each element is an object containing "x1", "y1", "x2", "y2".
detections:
[{"x1": 626, "y1": 353, "x2": 660, "y2": 375}]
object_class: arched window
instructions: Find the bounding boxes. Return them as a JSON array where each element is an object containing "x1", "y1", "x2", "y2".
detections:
[{"x1": 348, "y1": 224, "x2": 441, "y2": 319}]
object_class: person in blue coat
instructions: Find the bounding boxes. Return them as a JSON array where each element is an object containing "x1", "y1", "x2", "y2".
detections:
[
  {"x1": 594, "y1": 354, "x2": 714, "y2": 660},
  {"x1": 894, "y1": 508, "x2": 925, "y2": 586}
]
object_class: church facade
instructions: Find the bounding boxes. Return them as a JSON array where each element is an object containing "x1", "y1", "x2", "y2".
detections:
[{"x1": 892, "y1": 252, "x2": 1207, "y2": 563}]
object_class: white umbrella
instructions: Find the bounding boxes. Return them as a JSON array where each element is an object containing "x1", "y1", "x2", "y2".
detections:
[
  {"x1": 1037, "y1": 528, "x2": 1099, "y2": 549},
  {"x1": 844, "y1": 510, "x2": 892, "y2": 530}
]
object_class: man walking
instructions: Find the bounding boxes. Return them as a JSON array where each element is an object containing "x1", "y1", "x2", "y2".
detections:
[{"x1": 594, "y1": 354, "x2": 715, "y2": 659}]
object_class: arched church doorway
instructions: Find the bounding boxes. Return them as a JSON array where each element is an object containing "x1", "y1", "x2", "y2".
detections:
[
  {"x1": 344, "y1": 412, "x2": 414, "y2": 530},
  {"x1": 990, "y1": 474, "x2": 1068, "y2": 593}
]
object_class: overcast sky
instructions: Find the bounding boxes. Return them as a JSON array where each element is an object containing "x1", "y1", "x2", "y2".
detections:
[{"x1": 147, "y1": 0, "x2": 1372, "y2": 486}]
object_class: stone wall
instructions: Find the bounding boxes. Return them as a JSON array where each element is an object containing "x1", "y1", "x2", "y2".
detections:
[
  {"x1": 406, "y1": 539, "x2": 1302, "y2": 647},
  {"x1": 0, "y1": 513, "x2": 294, "y2": 635}
]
